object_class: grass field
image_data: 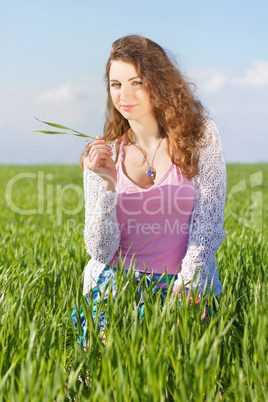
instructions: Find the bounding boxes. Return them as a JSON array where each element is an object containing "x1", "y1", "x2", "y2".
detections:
[{"x1": 0, "y1": 164, "x2": 267, "y2": 401}]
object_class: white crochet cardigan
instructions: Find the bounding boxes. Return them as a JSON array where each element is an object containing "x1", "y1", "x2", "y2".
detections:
[{"x1": 82, "y1": 120, "x2": 226, "y2": 297}]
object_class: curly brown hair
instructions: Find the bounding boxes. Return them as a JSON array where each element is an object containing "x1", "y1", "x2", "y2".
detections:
[{"x1": 81, "y1": 35, "x2": 208, "y2": 177}]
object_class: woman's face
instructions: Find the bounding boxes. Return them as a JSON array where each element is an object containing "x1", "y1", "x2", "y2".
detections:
[{"x1": 109, "y1": 60, "x2": 154, "y2": 123}]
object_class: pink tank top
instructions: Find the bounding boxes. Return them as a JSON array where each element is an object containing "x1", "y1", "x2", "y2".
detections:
[{"x1": 109, "y1": 134, "x2": 195, "y2": 275}]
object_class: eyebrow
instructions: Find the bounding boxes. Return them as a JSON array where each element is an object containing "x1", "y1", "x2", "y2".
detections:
[{"x1": 110, "y1": 76, "x2": 141, "y2": 82}]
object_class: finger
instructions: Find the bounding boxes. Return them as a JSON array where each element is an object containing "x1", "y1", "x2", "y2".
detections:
[
  {"x1": 85, "y1": 135, "x2": 105, "y2": 150},
  {"x1": 89, "y1": 143, "x2": 112, "y2": 158},
  {"x1": 86, "y1": 150, "x2": 109, "y2": 165},
  {"x1": 84, "y1": 157, "x2": 92, "y2": 170},
  {"x1": 90, "y1": 148, "x2": 112, "y2": 160},
  {"x1": 89, "y1": 145, "x2": 111, "y2": 155},
  {"x1": 87, "y1": 144, "x2": 111, "y2": 159},
  {"x1": 89, "y1": 153, "x2": 106, "y2": 171},
  {"x1": 89, "y1": 142, "x2": 111, "y2": 150},
  {"x1": 86, "y1": 139, "x2": 105, "y2": 152}
]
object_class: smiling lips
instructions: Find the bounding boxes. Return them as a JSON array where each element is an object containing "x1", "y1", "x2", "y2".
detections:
[{"x1": 120, "y1": 104, "x2": 138, "y2": 111}]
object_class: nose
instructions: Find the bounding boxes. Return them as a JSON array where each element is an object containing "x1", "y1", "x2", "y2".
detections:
[{"x1": 120, "y1": 84, "x2": 131, "y2": 101}]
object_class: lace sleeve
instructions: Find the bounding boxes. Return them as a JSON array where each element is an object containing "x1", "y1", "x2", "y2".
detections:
[
  {"x1": 173, "y1": 120, "x2": 227, "y2": 296},
  {"x1": 83, "y1": 141, "x2": 121, "y2": 263}
]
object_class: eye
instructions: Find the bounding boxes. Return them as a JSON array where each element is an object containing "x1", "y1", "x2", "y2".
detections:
[
  {"x1": 133, "y1": 81, "x2": 143, "y2": 85},
  {"x1": 110, "y1": 82, "x2": 121, "y2": 88}
]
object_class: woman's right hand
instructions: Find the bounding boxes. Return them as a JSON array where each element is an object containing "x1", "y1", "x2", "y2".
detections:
[{"x1": 84, "y1": 135, "x2": 117, "y2": 192}]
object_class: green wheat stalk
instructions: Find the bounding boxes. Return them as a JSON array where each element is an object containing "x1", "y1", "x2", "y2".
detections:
[{"x1": 34, "y1": 118, "x2": 96, "y2": 140}]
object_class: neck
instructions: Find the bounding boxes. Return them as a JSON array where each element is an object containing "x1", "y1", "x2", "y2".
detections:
[{"x1": 128, "y1": 116, "x2": 161, "y2": 148}]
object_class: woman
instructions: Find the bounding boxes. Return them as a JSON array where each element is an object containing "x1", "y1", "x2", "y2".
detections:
[{"x1": 72, "y1": 35, "x2": 226, "y2": 345}]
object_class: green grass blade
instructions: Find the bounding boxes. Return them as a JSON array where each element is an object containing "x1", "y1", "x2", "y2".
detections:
[{"x1": 34, "y1": 118, "x2": 96, "y2": 139}]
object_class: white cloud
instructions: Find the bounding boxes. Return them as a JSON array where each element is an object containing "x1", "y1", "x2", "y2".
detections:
[
  {"x1": 188, "y1": 68, "x2": 227, "y2": 94},
  {"x1": 232, "y1": 60, "x2": 268, "y2": 86},
  {"x1": 38, "y1": 83, "x2": 76, "y2": 102},
  {"x1": 187, "y1": 62, "x2": 268, "y2": 163},
  {"x1": 190, "y1": 60, "x2": 268, "y2": 93},
  {"x1": 202, "y1": 72, "x2": 227, "y2": 94},
  {"x1": 37, "y1": 76, "x2": 105, "y2": 103},
  {"x1": 1, "y1": 64, "x2": 268, "y2": 164},
  {"x1": 0, "y1": 76, "x2": 107, "y2": 163}
]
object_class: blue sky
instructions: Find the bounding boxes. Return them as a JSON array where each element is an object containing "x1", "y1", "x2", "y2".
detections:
[{"x1": 1, "y1": 0, "x2": 268, "y2": 164}]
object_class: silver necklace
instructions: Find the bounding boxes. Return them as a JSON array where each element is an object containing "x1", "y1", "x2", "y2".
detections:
[{"x1": 131, "y1": 130, "x2": 163, "y2": 179}]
